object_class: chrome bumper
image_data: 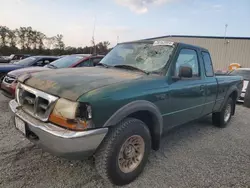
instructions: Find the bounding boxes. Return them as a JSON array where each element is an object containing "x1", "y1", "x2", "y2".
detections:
[{"x1": 9, "y1": 99, "x2": 108, "y2": 159}]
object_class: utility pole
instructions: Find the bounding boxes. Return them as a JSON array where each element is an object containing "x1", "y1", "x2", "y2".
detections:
[
  {"x1": 117, "y1": 36, "x2": 119, "y2": 44},
  {"x1": 224, "y1": 24, "x2": 228, "y2": 43},
  {"x1": 223, "y1": 24, "x2": 229, "y2": 68},
  {"x1": 91, "y1": 15, "x2": 97, "y2": 54}
]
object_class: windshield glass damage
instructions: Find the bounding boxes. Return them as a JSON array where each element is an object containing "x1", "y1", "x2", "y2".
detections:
[{"x1": 100, "y1": 41, "x2": 175, "y2": 73}]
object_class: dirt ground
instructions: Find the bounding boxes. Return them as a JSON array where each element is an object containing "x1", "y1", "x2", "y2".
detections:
[{"x1": 0, "y1": 94, "x2": 249, "y2": 188}]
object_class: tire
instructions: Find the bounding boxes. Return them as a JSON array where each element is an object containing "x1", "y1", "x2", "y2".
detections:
[
  {"x1": 95, "y1": 118, "x2": 151, "y2": 186},
  {"x1": 212, "y1": 97, "x2": 234, "y2": 128}
]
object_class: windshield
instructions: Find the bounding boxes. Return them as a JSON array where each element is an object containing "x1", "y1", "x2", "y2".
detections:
[
  {"x1": 47, "y1": 55, "x2": 86, "y2": 68},
  {"x1": 13, "y1": 57, "x2": 37, "y2": 66},
  {"x1": 100, "y1": 42, "x2": 174, "y2": 73},
  {"x1": 229, "y1": 69, "x2": 250, "y2": 80}
]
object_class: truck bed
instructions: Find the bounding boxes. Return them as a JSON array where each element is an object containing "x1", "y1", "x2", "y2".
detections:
[{"x1": 213, "y1": 75, "x2": 243, "y2": 111}]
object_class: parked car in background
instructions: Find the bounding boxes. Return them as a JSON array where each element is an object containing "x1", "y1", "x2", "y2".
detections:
[
  {"x1": 228, "y1": 68, "x2": 250, "y2": 102},
  {"x1": 0, "y1": 56, "x2": 11, "y2": 63},
  {"x1": 0, "y1": 56, "x2": 58, "y2": 81},
  {"x1": 9, "y1": 40, "x2": 242, "y2": 185},
  {"x1": 7, "y1": 54, "x2": 32, "y2": 64},
  {"x1": 1, "y1": 54, "x2": 104, "y2": 98}
]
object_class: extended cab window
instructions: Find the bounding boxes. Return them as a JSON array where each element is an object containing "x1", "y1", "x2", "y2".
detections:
[
  {"x1": 174, "y1": 49, "x2": 200, "y2": 77},
  {"x1": 202, "y1": 52, "x2": 214, "y2": 77}
]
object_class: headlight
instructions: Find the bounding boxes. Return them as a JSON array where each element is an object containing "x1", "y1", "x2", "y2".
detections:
[{"x1": 49, "y1": 98, "x2": 93, "y2": 131}]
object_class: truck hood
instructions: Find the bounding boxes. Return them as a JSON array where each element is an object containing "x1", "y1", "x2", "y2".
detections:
[
  {"x1": 21, "y1": 67, "x2": 143, "y2": 101},
  {"x1": 8, "y1": 67, "x2": 50, "y2": 77},
  {"x1": 0, "y1": 64, "x2": 24, "y2": 72}
]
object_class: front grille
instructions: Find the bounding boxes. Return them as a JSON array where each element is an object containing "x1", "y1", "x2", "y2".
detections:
[
  {"x1": 17, "y1": 83, "x2": 58, "y2": 121},
  {"x1": 3, "y1": 75, "x2": 16, "y2": 84}
]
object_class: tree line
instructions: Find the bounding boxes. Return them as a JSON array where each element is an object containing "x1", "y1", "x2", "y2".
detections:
[{"x1": 0, "y1": 25, "x2": 111, "y2": 56}]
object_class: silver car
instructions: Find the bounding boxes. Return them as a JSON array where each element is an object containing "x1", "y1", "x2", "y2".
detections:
[{"x1": 229, "y1": 68, "x2": 250, "y2": 102}]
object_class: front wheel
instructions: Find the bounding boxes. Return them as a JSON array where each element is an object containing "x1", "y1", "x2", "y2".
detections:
[
  {"x1": 212, "y1": 97, "x2": 234, "y2": 128},
  {"x1": 95, "y1": 118, "x2": 151, "y2": 185}
]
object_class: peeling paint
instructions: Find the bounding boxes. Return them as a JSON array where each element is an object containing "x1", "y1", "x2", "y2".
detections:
[
  {"x1": 25, "y1": 77, "x2": 57, "y2": 91},
  {"x1": 23, "y1": 67, "x2": 143, "y2": 101}
]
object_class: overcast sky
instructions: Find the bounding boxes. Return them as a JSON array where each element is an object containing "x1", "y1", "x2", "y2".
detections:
[{"x1": 1, "y1": 0, "x2": 249, "y2": 47}]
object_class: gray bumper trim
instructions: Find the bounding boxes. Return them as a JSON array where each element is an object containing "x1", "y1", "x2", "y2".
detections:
[{"x1": 9, "y1": 99, "x2": 108, "y2": 159}]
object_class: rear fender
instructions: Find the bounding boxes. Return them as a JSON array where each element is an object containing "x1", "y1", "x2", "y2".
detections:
[{"x1": 219, "y1": 85, "x2": 239, "y2": 113}]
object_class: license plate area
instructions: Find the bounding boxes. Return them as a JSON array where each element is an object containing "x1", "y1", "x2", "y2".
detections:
[{"x1": 15, "y1": 116, "x2": 26, "y2": 135}]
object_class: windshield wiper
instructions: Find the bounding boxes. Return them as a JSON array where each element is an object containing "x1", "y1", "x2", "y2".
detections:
[
  {"x1": 96, "y1": 63, "x2": 110, "y2": 68},
  {"x1": 114, "y1": 64, "x2": 149, "y2": 75},
  {"x1": 46, "y1": 64, "x2": 57, "y2": 69}
]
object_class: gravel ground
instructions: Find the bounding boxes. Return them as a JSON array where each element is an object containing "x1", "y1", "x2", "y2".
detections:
[{"x1": 0, "y1": 94, "x2": 249, "y2": 188}]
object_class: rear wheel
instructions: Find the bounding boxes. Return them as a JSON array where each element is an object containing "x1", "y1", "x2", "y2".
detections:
[
  {"x1": 212, "y1": 97, "x2": 234, "y2": 128},
  {"x1": 95, "y1": 118, "x2": 151, "y2": 185}
]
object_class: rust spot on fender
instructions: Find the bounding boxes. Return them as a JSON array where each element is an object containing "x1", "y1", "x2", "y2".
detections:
[{"x1": 20, "y1": 67, "x2": 143, "y2": 101}]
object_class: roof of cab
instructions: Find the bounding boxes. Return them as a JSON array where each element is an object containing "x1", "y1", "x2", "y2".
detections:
[
  {"x1": 177, "y1": 42, "x2": 209, "y2": 52},
  {"x1": 118, "y1": 39, "x2": 209, "y2": 52}
]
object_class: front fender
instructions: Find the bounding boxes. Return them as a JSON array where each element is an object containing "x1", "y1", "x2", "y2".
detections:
[{"x1": 103, "y1": 100, "x2": 163, "y2": 150}]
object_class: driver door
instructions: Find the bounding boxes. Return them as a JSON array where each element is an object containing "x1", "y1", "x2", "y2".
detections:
[{"x1": 164, "y1": 48, "x2": 206, "y2": 129}]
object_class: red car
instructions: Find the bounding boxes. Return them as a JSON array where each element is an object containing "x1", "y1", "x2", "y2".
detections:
[{"x1": 1, "y1": 54, "x2": 104, "y2": 98}]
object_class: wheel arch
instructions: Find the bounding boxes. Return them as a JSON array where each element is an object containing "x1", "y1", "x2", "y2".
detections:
[
  {"x1": 220, "y1": 86, "x2": 239, "y2": 114},
  {"x1": 229, "y1": 90, "x2": 238, "y2": 115},
  {"x1": 103, "y1": 100, "x2": 163, "y2": 150}
]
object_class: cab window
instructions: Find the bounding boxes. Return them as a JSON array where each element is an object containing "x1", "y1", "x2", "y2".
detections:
[
  {"x1": 202, "y1": 52, "x2": 214, "y2": 77},
  {"x1": 174, "y1": 49, "x2": 200, "y2": 78}
]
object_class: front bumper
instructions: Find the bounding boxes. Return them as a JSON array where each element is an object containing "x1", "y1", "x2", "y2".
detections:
[
  {"x1": 9, "y1": 99, "x2": 108, "y2": 159},
  {"x1": 1, "y1": 82, "x2": 16, "y2": 98}
]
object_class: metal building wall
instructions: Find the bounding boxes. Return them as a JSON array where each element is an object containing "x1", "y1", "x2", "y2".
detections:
[{"x1": 157, "y1": 36, "x2": 250, "y2": 70}]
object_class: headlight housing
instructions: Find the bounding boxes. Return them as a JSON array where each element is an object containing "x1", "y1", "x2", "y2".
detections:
[
  {"x1": 49, "y1": 98, "x2": 93, "y2": 131},
  {"x1": 15, "y1": 82, "x2": 21, "y2": 102}
]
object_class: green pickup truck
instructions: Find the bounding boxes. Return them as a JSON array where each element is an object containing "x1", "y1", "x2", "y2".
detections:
[{"x1": 9, "y1": 40, "x2": 243, "y2": 185}]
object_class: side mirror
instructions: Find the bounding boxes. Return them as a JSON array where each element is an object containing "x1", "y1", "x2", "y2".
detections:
[{"x1": 179, "y1": 66, "x2": 192, "y2": 78}]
